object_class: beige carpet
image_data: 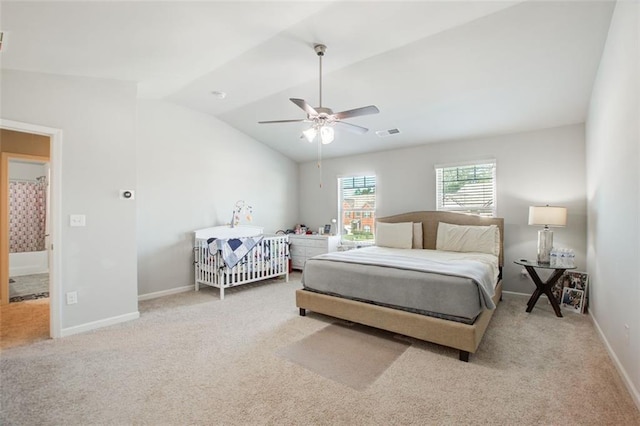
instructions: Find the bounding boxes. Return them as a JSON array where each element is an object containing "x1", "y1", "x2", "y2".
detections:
[
  {"x1": 277, "y1": 322, "x2": 410, "y2": 391},
  {"x1": 1, "y1": 273, "x2": 639, "y2": 425}
]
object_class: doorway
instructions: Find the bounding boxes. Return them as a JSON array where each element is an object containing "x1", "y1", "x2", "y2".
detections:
[
  {"x1": 7, "y1": 158, "x2": 50, "y2": 304},
  {"x1": 0, "y1": 119, "x2": 62, "y2": 340}
]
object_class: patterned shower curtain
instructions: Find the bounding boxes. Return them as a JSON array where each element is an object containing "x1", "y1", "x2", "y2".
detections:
[{"x1": 9, "y1": 176, "x2": 47, "y2": 253}]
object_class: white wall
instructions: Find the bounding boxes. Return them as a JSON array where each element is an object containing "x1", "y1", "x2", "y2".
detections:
[
  {"x1": 1, "y1": 69, "x2": 139, "y2": 330},
  {"x1": 9, "y1": 161, "x2": 46, "y2": 181},
  {"x1": 585, "y1": 0, "x2": 639, "y2": 406},
  {"x1": 136, "y1": 100, "x2": 298, "y2": 296},
  {"x1": 299, "y1": 124, "x2": 587, "y2": 294}
]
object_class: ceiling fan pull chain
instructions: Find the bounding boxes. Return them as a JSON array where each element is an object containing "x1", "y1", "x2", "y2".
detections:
[{"x1": 317, "y1": 140, "x2": 323, "y2": 188}]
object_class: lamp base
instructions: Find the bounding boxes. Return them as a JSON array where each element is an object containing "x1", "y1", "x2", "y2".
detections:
[{"x1": 537, "y1": 228, "x2": 553, "y2": 264}]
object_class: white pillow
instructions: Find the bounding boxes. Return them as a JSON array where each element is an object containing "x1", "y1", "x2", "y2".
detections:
[
  {"x1": 413, "y1": 222, "x2": 423, "y2": 249},
  {"x1": 376, "y1": 222, "x2": 413, "y2": 249},
  {"x1": 436, "y1": 222, "x2": 500, "y2": 256}
]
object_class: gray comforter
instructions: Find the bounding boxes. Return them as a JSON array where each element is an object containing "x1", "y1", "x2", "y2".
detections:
[{"x1": 302, "y1": 247, "x2": 499, "y2": 322}]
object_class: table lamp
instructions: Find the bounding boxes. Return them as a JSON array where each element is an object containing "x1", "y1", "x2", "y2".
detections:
[{"x1": 528, "y1": 205, "x2": 567, "y2": 264}]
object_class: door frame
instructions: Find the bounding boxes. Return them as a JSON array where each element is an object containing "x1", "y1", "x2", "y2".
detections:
[{"x1": 1, "y1": 119, "x2": 62, "y2": 338}]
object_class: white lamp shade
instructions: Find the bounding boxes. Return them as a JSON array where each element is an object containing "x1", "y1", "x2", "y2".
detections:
[
  {"x1": 302, "y1": 127, "x2": 317, "y2": 143},
  {"x1": 528, "y1": 206, "x2": 567, "y2": 227},
  {"x1": 320, "y1": 126, "x2": 334, "y2": 144}
]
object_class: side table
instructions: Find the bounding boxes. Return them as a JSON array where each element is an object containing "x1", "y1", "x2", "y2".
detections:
[{"x1": 514, "y1": 259, "x2": 576, "y2": 317}]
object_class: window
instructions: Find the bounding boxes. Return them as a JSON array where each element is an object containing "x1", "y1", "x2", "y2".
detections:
[
  {"x1": 339, "y1": 175, "x2": 376, "y2": 243},
  {"x1": 435, "y1": 160, "x2": 496, "y2": 217}
]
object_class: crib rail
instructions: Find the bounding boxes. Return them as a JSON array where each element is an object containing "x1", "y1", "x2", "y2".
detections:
[{"x1": 194, "y1": 234, "x2": 289, "y2": 299}]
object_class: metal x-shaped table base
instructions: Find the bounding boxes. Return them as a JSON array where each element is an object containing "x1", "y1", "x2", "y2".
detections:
[{"x1": 523, "y1": 266, "x2": 567, "y2": 317}]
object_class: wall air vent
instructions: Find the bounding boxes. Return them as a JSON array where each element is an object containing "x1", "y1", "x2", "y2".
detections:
[{"x1": 375, "y1": 128, "x2": 401, "y2": 137}]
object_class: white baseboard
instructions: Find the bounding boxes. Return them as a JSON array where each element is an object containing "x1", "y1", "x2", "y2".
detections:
[
  {"x1": 138, "y1": 284, "x2": 194, "y2": 301},
  {"x1": 60, "y1": 311, "x2": 140, "y2": 337},
  {"x1": 590, "y1": 312, "x2": 640, "y2": 412},
  {"x1": 501, "y1": 290, "x2": 532, "y2": 297}
]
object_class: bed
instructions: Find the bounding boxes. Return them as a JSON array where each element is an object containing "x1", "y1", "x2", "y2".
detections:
[{"x1": 296, "y1": 211, "x2": 504, "y2": 362}]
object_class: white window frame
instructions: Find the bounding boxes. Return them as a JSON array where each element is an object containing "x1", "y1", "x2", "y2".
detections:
[
  {"x1": 435, "y1": 160, "x2": 497, "y2": 217},
  {"x1": 338, "y1": 175, "x2": 377, "y2": 244}
]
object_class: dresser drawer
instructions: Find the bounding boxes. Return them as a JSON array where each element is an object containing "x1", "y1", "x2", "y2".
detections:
[
  {"x1": 306, "y1": 247, "x2": 327, "y2": 258},
  {"x1": 290, "y1": 245, "x2": 306, "y2": 257},
  {"x1": 306, "y1": 239, "x2": 328, "y2": 249},
  {"x1": 289, "y1": 235, "x2": 341, "y2": 270}
]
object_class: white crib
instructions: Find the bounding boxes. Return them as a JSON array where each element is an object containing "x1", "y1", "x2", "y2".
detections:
[{"x1": 194, "y1": 226, "x2": 289, "y2": 299}]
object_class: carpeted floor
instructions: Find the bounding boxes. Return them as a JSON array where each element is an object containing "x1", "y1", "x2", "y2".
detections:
[
  {"x1": 277, "y1": 322, "x2": 410, "y2": 391},
  {"x1": 1, "y1": 273, "x2": 638, "y2": 425}
]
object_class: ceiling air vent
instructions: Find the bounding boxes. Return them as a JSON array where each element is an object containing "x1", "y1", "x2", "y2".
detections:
[{"x1": 375, "y1": 128, "x2": 401, "y2": 137}]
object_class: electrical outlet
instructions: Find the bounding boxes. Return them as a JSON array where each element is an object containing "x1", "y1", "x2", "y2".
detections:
[
  {"x1": 624, "y1": 324, "x2": 630, "y2": 345},
  {"x1": 66, "y1": 291, "x2": 78, "y2": 305},
  {"x1": 520, "y1": 268, "x2": 529, "y2": 278}
]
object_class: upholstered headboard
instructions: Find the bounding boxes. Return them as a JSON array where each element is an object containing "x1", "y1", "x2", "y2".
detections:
[{"x1": 376, "y1": 211, "x2": 505, "y2": 266}]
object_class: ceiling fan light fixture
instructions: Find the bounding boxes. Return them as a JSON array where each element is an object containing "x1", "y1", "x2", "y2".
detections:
[
  {"x1": 303, "y1": 127, "x2": 317, "y2": 143},
  {"x1": 320, "y1": 125, "x2": 334, "y2": 144},
  {"x1": 257, "y1": 43, "x2": 379, "y2": 150}
]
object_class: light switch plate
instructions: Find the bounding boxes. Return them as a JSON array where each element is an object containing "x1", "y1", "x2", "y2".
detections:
[{"x1": 69, "y1": 214, "x2": 86, "y2": 227}]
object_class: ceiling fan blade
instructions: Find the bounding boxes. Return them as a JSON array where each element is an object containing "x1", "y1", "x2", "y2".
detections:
[
  {"x1": 258, "y1": 119, "x2": 308, "y2": 124},
  {"x1": 334, "y1": 105, "x2": 380, "y2": 120},
  {"x1": 290, "y1": 98, "x2": 318, "y2": 117},
  {"x1": 335, "y1": 120, "x2": 369, "y2": 135}
]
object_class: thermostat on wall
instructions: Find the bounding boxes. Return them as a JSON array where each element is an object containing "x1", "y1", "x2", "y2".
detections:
[{"x1": 120, "y1": 189, "x2": 135, "y2": 200}]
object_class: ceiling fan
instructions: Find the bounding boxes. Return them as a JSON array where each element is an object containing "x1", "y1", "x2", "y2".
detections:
[{"x1": 258, "y1": 44, "x2": 380, "y2": 145}]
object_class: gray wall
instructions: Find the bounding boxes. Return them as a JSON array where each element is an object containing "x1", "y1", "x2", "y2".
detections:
[
  {"x1": 586, "y1": 0, "x2": 639, "y2": 405},
  {"x1": 1, "y1": 69, "x2": 139, "y2": 330},
  {"x1": 299, "y1": 123, "x2": 587, "y2": 294},
  {"x1": 136, "y1": 100, "x2": 299, "y2": 296}
]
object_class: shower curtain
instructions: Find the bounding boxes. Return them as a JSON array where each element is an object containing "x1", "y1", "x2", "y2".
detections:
[{"x1": 9, "y1": 176, "x2": 47, "y2": 253}]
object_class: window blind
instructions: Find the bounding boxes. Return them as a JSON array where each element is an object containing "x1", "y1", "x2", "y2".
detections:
[{"x1": 435, "y1": 161, "x2": 496, "y2": 217}]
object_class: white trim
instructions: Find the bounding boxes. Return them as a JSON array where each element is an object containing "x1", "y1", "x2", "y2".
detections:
[
  {"x1": 60, "y1": 311, "x2": 140, "y2": 337},
  {"x1": 501, "y1": 290, "x2": 535, "y2": 297},
  {"x1": 590, "y1": 312, "x2": 640, "y2": 412},
  {"x1": 0, "y1": 119, "x2": 63, "y2": 339},
  {"x1": 138, "y1": 285, "x2": 194, "y2": 301},
  {"x1": 434, "y1": 158, "x2": 496, "y2": 169}
]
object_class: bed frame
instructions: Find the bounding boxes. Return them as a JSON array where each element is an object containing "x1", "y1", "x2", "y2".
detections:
[{"x1": 295, "y1": 211, "x2": 504, "y2": 362}]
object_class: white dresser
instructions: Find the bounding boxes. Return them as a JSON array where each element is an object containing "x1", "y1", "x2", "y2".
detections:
[{"x1": 289, "y1": 234, "x2": 341, "y2": 270}]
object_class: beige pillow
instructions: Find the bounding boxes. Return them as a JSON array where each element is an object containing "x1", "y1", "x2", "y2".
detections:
[
  {"x1": 436, "y1": 222, "x2": 500, "y2": 256},
  {"x1": 376, "y1": 222, "x2": 413, "y2": 249},
  {"x1": 413, "y1": 222, "x2": 423, "y2": 249}
]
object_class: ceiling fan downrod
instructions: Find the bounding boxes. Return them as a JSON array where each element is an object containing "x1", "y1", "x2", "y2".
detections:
[{"x1": 314, "y1": 44, "x2": 326, "y2": 109}]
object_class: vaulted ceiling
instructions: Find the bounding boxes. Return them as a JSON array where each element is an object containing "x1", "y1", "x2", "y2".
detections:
[{"x1": 1, "y1": 1, "x2": 615, "y2": 162}]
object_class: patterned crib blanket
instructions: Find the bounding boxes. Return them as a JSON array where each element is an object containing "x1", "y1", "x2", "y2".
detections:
[{"x1": 207, "y1": 236, "x2": 264, "y2": 269}]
